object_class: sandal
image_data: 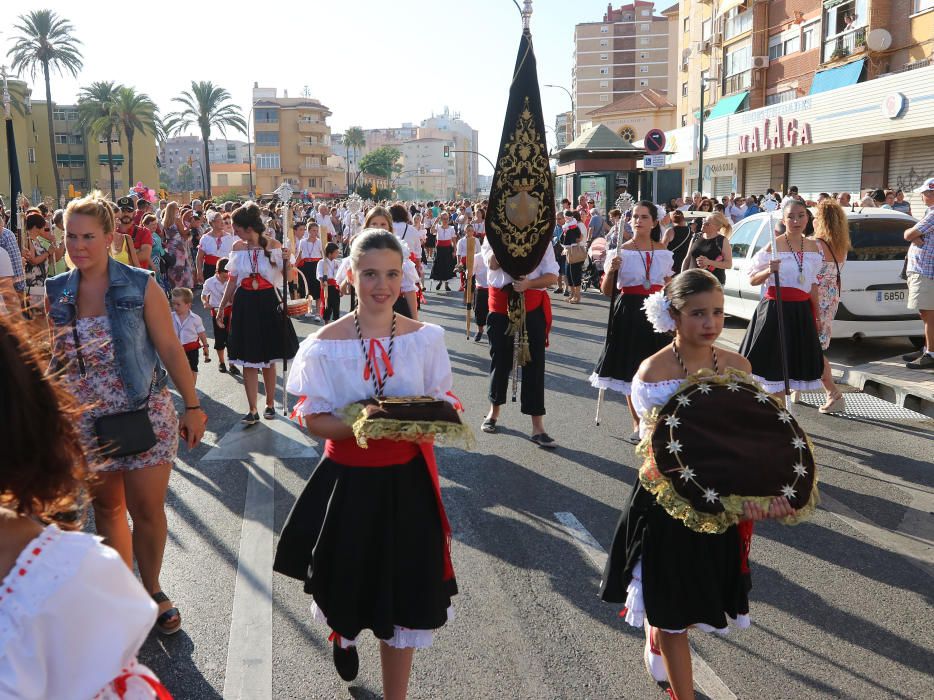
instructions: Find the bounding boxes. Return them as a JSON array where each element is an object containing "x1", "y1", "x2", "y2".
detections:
[
  {"x1": 530, "y1": 432, "x2": 557, "y2": 449},
  {"x1": 152, "y1": 591, "x2": 182, "y2": 635},
  {"x1": 819, "y1": 391, "x2": 845, "y2": 414},
  {"x1": 480, "y1": 417, "x2": 497, "y2": 434}
]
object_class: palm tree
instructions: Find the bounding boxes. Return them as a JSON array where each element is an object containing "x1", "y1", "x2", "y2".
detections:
[
  {"x1": 344, "y1": 125, "x2": 366, "y2": 188},
  {"x1": 77, "y1": 81, "x2": 122, "y2": 199},
  {"x1": 8, "y1": 10, "x2": 83, "y2": 203},
  {"x1": 113, "y1": 86, "x2": 157, "y2": 185},
  {"x1": 164, "y1": 81, "x2": 246, "y2": 198}
]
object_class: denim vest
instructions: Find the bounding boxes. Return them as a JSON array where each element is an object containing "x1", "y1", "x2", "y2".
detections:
[{"x1": 46, "y1": 258, "x2": 166, "y2": 407}]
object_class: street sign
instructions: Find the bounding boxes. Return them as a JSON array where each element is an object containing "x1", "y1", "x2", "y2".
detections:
[
  {"x1": 643, "y1": 154, "x2": 667, "y2": 168},
  {"x1": 644, "y1": 128, "x2": 666, "y2": 155}
]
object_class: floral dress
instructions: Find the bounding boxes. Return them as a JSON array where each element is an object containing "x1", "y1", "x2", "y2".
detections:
[
  {"x1": 164, "y1": 225, "x2": 194, "y2": 290},
  {"x1": 815, "y1": 249, "x2": 844, "y2": 350},
  {"x1": 57, "y1": 315, "x2": 178, "y2": 472}
]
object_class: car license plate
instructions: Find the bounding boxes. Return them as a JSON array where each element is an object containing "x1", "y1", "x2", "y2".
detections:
[{"x1": 876, "y1": 290, "x2": 905, "y2": 303}]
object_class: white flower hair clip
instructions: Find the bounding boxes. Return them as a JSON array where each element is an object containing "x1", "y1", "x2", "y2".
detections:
[{"x1": 642, "y1": 290, "x2": 677, "y2": 334}]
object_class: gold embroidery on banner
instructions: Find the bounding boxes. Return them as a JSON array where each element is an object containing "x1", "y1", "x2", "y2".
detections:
[{"x1": 490, "y1": 97, "x2": 552, "y2": 259}]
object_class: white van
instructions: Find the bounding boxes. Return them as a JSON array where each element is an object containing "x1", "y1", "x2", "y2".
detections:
[{"x1": 722, "y1": 209, "x2": 924, "y2": 343}]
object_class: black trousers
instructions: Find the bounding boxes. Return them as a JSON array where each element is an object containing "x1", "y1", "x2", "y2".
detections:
[
  {"x1": 322, "y1": 284, "x2": 341, "y2": 322},
  {"x1": 487, "y1": 306, "x2": 546, "y2": 416},
  {"x1": 474, "y1": 286, "x2": 489, "y2": 327},
  {"x1": 298, "y1": 262, "x2": 321, "y2": 300}
]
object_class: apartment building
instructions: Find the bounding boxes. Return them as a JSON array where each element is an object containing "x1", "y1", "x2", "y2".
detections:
[
  {"x1": 572, "y1": 2, "x2": 672, "y2": 138},
  {"x1": 1, "y1": 79, "x2": 158, "y2": 204},
  {"x1": 207, "y1": 138, "x2": 250, "y2": 165},
  {"x1": 397, "y1": 138, "x2": 458, "y2": 200},
  {"x1": 555, "y1": 111, "x2": 572, "y2": 150},
  {"x1": 251, "y1": 84, "x2": 341, "y2": 196}
]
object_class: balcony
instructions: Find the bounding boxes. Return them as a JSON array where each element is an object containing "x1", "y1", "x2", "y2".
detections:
[
  {"x1": 722, "y1": 69, "x2": 751, "y2": 96},
  {"x1": 299, "y1": 142, "x2": 329, "y2": 156},
  {"x1": 723, "y1": 10, "x2": 753, "y2": 41},
  {"x1": 823, "y1": 26, "x2": 866, "y2": 63},
  {"x1": 298, "y1": 120, "x2": 326, "y2": 134},
  {"x1": 299, "y1": 165, "x2": 326, "y2": 177}
]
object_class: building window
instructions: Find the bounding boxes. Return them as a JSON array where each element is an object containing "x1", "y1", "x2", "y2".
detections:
[
  {"x1": 639, "y1": 79, "x2": 649, "y2": 87},
  {"x1": 769, "y1": 30, "x2": 801, "y2": 60},
  {"x1": 600, "y1": 94, "x2": 610, "y2": 102},
  {"x1": 640, "y1": 52, "x2": 649, "y2": 59},
  {"x1": 724, "y1": 41, "x2": 752, "y2": 76},
  {"x1": 308, "y1": 178, "x2": 317, "y2": 188},
  {"x1": 217, "y1": 174, "x2": 229, "y2": 186},
  {"x1": 765, "y1": 89, "x2": 798, "y2": 105},
  {"x1": 52, "y1": 110, "x2": 66, "y2": 121},
  {"x1": 639, "y1": 65, "x2": 649, "y2": 73},
  {"x1": 624, "y1": 13, "x2": 633, "y2": 21},
  {"x1": 27, "y1": 148, "x2": 36, "y2": 163},
  {"x1": 600, "y1": 39, "x2": 609, "y2": 47},
  {"x1": 640, "y1": 23, "x2": 650, "y2": 31},
  {"x1": 682, "y1": 82, "x2": 688, "y2": 96},
  {"x1": 600, "y1": 53, "x2": 609, "y2": 60},
  {"x1": 256, "y1": 153, "x2": 280, "y2": 169},
  {"x1": 640, "y1": 37, "x2": 649, "y2": 45},
  {"x1": 600, "y1": 80, "x2": 609, "y2": 87},
  {"x1": 801, "y1": 21, "x2": 818, "y2": 51},
  {"x1": 683, "y1": 17, "x2": 689, "y2": 32},
  {"x1": 256, "y1": 132, "x2": 279, "y2": 146},
  {"x1": 702, "y1": 18, "x2": 712, "y2": 40},
  {"x1": 55, "y1": 133, "x2": 68, "y2": 144},
  {"x1": 255, "y1": 108, "x2": 278, "y2": 123},
  {"x1": 600, "y1": 67, "x2": 609, "y2": 75},
  {"x1": 681, "y1": 115, "x2": 687, "y2": 127},
  {"x1": 600, "y1": 25, "x2": 609, "y2": 33},
  {"x1": 914, "y1": 0, "x2": 934, "y2": 11},
  {"x1": 641, "y1": 8, "x2": 651, "y2": 16},
  {"x1": 66, "y1": 110, "x2": 78, "y2": 121}
]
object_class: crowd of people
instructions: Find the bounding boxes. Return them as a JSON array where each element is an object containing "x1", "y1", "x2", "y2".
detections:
[{"x1": 0, "y1": 173, "x2": 931, "y2": 700}]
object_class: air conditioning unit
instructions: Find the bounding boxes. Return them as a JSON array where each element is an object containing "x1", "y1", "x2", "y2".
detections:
[
  {"x1": 752, "y1": 55, "x2": 770, "y2": 69},
  {"x1": 712, "y1": 32, "x2": 723, "y2": 46},
  {"x1": 701, "y1": 39, "x2": 712, "y2": 54},
  {"x1": 681, "y1": 61, "x2": 689, "y2": 72}
]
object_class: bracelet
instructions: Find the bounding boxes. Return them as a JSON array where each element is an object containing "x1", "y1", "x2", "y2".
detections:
[{"x1": 185, "y1": 405, "x2": 202, "y2": 411}]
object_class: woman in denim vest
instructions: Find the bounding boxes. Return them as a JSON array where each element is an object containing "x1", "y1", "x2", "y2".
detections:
[{"x1": 46, "y1": 192, "x2": 206, "y2": 636}]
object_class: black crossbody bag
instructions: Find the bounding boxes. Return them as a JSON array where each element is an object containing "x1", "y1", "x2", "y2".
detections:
[{"x1": 71, "y1": 316, "x2": 157, "y2": 458}]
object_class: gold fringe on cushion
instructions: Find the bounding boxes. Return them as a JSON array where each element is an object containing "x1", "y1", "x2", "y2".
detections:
[
  {"x1": 636, "y1": 368, "x2": 820, "y2": 534},
  {"x1": 340, "y1": 403, "x2": 477, "y2": 450}
]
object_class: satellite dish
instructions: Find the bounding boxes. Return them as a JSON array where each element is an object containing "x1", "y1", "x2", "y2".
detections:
[
  {"x1": 682, "y1": 47, "x2": 693, "y2": 60},
  {"x1": 865, "y1": 29, "x2": 892, "y2": 52}
]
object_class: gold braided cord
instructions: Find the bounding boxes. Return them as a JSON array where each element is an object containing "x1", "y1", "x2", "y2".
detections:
[
  {"x1": 340, "y1": 404, "x2": 476, "y2": 451},
  {"x1": 636, "y1": 368, "x2": 820, "y2": 534}
]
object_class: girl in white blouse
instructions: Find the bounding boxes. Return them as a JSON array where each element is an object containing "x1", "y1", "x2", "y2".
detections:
[
  {"x1": 275, "y1": 229, "x2": 458, "y2": 699},
  {"x1": 0, "y1": 314, "x2": 168, "y2": 699}
]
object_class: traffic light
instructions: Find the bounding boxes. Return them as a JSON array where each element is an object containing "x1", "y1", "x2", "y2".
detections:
[
  {"x1": 187, "y1": 156, "x2": 193, "y2": 167},
  {"x1": 443, "y1": 145, "x2": 450, "y2": 158},
  {"x1": 370, "y1": 182, "x2": 377, "y2": 195}
]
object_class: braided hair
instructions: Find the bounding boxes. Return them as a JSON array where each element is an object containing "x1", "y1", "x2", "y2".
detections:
[{"x1": 232, "y1": 201, "x2": 276, "y2": 266}]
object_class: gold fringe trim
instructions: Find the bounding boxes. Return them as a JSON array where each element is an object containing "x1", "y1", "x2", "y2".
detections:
[
  {"x1": 341, "y1": 403, "x2": 477, "y2": 450},
  {"x1": 636, "y1": 368, "x2": 821, "y2": 534}
]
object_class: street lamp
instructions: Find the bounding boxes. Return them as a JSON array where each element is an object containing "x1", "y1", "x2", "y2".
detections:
[
  {"x1": 696, "y1": 76, "x2": 718, "y2": 197},
  {"x1": 245, "y1": 99, "x2": 264, "y2": 199},
  {"x1": 545, "y1": 84, "x2": 574, "y2": 139}
]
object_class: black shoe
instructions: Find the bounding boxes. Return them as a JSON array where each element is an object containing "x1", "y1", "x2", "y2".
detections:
[
  {"x1": 563, "y1": 290, "x2": 570, "y2": 297},
  {"x1": 218, "y1": 363, "x2": 228, "y2": 374},
  {"x1": 436, "y1": 282, "x2": 442, "y2": 290},
  {"x1": 228, "y1": 365, "x2": 241, "y2": 377},
  {"x1": 264, "y1": 406, "x2": 276, "y2": 420},
  {"x1": 241, "y1": 412, "x2": 259, "y2": 427},
  {"x1": 906, "y1": 353, "x2": 934, "y2": 370},
  {"x1": 474, "y1": 328, "x2": 484, "y2": 343},
  {"x1": 444, "y1": 283, "x2": 452, "y2": 291},
  {"x1": 480, "y1": 418, "x2": 497, "y2": 434},
  {"x1": 531, "y1": 432, "x2": 558, "y2": 449},
  {"x1": 332, "y1": 639, "x2": 359, "y2": 682},
  {"x1": 902, "y1": 349, "x2": 924, "y2": 362}
]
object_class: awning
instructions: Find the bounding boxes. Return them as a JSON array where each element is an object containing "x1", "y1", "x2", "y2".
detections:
[
  {"x1": 716, "y1": 0, "x2": 745, "y2": 16},
  {"x1": 810, "y1": 59, "x2": 865, "y2": 95},
  {"x1": 99, "y1": 154, "x2": 125, "y2": 165},
  {"x1": 706, "y1": 91, "x2": 749, "y2": 120}
]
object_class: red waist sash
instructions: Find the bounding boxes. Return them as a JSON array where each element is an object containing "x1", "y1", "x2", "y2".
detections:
[
  {"x1": 437, "y1": 239, "x2": 453, "y2": 247},
  {"x1": 325, "y1": 279, "x2": 339, "y2": 288},
  {"x1": 182, "y1": 341, "x2": 200, "y2": 352},
  {"x1": 240, "y1": 274, "x2": 274, "y2": 290},
  {"x1": 210, "y1": 306, "x2": 233, "y2": 319},
  {"x1": 765, "y1": 287, "x2": 811, "y2": 302},
  {"x1": 324, "y1": 437, "x2": 454, "y2": 581},
  {"x1": 488, "y1": 286, "x2": 553, "y2": 346},
  {"x1": 297, "y1": 257, "x2": 321, "y2": 268},
  {"x1": 621, "y1": 284, "x2": 663, "y2": 296},
  {"x1": 203, "y1": 254, "x2": 220, "y2": 266}
]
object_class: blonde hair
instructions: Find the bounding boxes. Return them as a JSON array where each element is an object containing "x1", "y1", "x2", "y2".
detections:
[
  {"x1": 64, "y1": 191, "x2": 114, "y2": 236},
  {"x1": 813, "y1": 199, "x2": 850, "y2": 259},
  {"x1": 171, "y1": 287, "x2": 194, "y2": 304},
  {"x1": 364, "y1": 206, "x2": 393, "y2": 230},
  {"x1": 162, "y1": 201, "x2": 179, "y2": 230},
  {"x1": 706, "y1": 211, "x2": 733, "y2": 239}
]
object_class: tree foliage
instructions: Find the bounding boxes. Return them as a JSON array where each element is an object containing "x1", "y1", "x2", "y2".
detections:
[{"x1": 359, "y1": 146, "x2": 402, "y2": 180}]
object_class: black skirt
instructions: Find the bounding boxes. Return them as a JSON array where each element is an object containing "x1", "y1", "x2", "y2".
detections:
[
  {"x1": 474, "y1": 287, "x2": 489, "y2": 327},
  {"x1": 430, "y1": 245, "x2": 457, "y2": 281},
  {"x1": 227, "y1": 286, "x2": 299, "y2": 366},
  {"x1": 600, "y1": 482, "x2": 750, "y2": 631},
  {"x1": 393, "y1": 294, "x2": 413, "y2": 319},
  {"x1": 591, "y1": 292, "x2": 670, "y2": 394},
  {"x1": 739, "y1": 297, "x2": 823, "y2": 393},
  {"x1": 274, "y1": 454, "x2": 458, "y2": 641}
]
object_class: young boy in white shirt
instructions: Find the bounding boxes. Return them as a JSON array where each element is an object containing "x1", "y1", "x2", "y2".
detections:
[
  {"x1": 317, "y1": 242, "x2": 342, "y2": 323},
  {"x1": 171, "y1": 287, "x2": 210, "y2": 385},
  {"x1": 200, "y1": 258, "x2": 240, "y2": 376}
]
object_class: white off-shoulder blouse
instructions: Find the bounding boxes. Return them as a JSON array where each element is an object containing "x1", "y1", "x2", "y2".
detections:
[
  {"x1": 226, "y1": 247, "x2": 284, "y2": 285},
  {"x1": 604, "y1": 247, "x2": 674, "y2": 289},
  {"x1": 746, "y1": 249, "x2": 822, "y2": 292},
  {"x1": 287, "y1": 323, "x2": 456, "y2": 416},
  {"x1": 0, "y1": 526, "x2": 162, "y2": 699}
]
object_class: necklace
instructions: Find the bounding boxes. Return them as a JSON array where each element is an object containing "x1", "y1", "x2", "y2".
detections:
[
  {"x1": 249, "y1": 249, "x2": 260, "y2": 290},
  {"x1": 672, "y1": 340, "x2": 720, "y2": 377},
  {"x1": 353, "y1": 310, "x2": 397, "y2": 398},
  {"x1": 639, "y1": 243, "x2": 653, "y2": 289},
  {"x1": 788, "y1": 235, "x2": 806, "y2": 285}
]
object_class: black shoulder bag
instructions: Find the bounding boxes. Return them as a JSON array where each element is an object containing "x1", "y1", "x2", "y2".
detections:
[{"x1": 71, "y1": 315, "x2": 157, "y2": 458}]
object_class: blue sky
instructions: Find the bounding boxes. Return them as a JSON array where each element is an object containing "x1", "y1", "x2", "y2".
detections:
[{"x1": 3, "y1": 0, "x2": 645, "y2": 174}]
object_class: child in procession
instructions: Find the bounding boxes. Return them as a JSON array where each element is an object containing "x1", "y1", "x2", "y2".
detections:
[
  {"x1": 201, "y1": 258, "x2": 240, "y2": 376},
  {"x1": 171, "y1": 287, "x2": 210, "y2": 385},
  {"x1": 318, "y1": 242, "x2": 342, "y2": 324}
]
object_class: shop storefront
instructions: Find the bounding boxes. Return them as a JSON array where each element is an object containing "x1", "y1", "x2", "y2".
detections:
[{"x1": 696, "y1": 64, "x2": 934, "y2": 207}]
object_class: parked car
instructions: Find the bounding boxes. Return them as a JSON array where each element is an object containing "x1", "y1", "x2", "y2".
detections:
[{"x1": 722, "y1": 208, "x2": 924, "y2": 344}]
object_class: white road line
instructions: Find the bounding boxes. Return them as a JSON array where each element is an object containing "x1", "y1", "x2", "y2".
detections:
[
  {"x1": 223, "y1": 453, "x2": 276, "y2": 700},
  {"x1": 554, "y1": 512, "x2": 738, "y2": 700}
]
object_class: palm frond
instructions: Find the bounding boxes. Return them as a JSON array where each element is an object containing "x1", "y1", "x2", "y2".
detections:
[{"x1": 7, "y1": 10, "x2": 84, "y2": 81}]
